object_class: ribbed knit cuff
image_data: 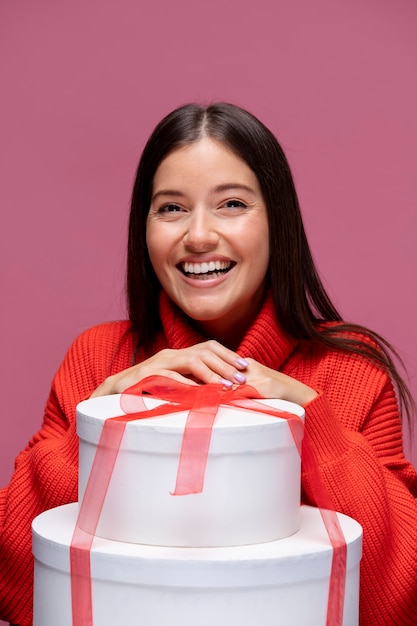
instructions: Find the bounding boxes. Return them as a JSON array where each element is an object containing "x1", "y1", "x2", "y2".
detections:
[{"x1": 303, "y1": 391, "x2": 351, "y2": 463}]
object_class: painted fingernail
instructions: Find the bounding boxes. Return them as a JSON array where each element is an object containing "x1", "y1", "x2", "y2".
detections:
[
  {"x1": 219, "y1": 378, "x2": 233, "y2": 388},
  {"x1": 233, "y1": 372, "x2": 246, "y2": 384},
  {"x1": 236, "y1": 357, "x2": 249, "y2": 368}
]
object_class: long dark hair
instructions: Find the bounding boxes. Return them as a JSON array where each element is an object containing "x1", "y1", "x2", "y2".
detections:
[{"x1": 127, "y1": 102, "x2": 414, "y2": 425}]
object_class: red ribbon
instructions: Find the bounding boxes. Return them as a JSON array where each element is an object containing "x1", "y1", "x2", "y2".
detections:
[{"x1": 70, "y1": 376, "x2": 346, "y2": 626}]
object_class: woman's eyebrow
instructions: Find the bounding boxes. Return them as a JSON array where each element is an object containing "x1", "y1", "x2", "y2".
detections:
[
  {"x1": 151, "y1": 189, "x2": 185, "y2": 202},
  {"x1": 212, "y1": 183, "x2": 256, "y2": 195}
]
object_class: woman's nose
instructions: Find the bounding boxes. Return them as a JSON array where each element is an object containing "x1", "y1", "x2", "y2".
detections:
[{"x1": 182, "y1": 208, "x2": 219, "y2": 250}]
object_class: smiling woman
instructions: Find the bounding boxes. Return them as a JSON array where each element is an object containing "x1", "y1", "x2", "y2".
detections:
[{"x1": 1, "y1": 102, "x2": 417, "y2": 626}]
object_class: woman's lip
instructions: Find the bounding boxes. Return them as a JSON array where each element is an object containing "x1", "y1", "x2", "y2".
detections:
[{"x1": 177, "y1": 255, "x2": 234, "y2": 265}]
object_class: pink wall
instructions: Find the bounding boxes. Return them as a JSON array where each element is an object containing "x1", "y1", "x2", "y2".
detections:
[{"x1": 1, "y1": 0, "x2": 416, "y2": 555}]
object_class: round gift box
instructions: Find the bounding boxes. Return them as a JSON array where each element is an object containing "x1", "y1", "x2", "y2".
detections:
[
  {"x1": 32, "y1": 503, "x2": 362, "y2": 626},
  {"x1": 76, "y1": 394, "x2": 305, "y2": 547}
]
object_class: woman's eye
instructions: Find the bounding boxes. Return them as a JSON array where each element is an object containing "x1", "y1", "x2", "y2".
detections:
[
  {"x1": 224, "y1": 200, "x2": 247, "y2": 209},
  {"x1": 158, "y1": 203, "x2": 182, "y2": 213}
]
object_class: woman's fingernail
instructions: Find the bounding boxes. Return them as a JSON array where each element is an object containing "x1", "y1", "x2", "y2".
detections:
[
  {"x1": 233, "y1": 372, "x2": 246, "y2": 384},
  {"x1": 219, "y1": 378, "x2": 233, "y2": 388},
  {"x1": 236, "y1": 357, "x2": 249, "y2": 368}
]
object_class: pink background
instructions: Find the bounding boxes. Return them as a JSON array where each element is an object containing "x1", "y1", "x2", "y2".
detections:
[{"x1": 0, "y1": 2, "x2": 416, "y2": 606}]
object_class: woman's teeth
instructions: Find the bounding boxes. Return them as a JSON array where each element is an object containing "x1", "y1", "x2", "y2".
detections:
[{"x1": 181, "y1": 260, "x2": 232, "y2": 278}]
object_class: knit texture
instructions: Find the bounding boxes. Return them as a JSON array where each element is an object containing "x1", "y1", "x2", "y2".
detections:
[{"x1": 1, "y1": 292, "x2": 416, "y2": 625}]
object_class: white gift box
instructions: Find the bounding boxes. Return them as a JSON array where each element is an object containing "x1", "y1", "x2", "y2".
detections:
[
  {"x1": 76, "y1": 395, "x2": 305, "y2": 547},
  {"x1": 32, "y1": 503, "x2": 362, "y2": 626}
]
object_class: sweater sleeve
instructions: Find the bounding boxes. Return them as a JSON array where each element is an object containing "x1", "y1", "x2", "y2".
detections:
[
  {"x1": 302, "y1": 377, "x2": 417, "y2": 626},
  {"x1": 0, "y1": 322, "x2": 131, "y2": 626}
]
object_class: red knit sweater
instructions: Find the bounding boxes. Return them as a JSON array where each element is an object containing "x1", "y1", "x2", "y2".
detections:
[{"x1": 1, "y1": 292, "x2": 417, "y2": 625}]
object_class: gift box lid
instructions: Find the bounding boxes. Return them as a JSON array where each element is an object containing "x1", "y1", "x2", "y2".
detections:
[{"x1": 76, "y1": 395, "x2": 305, "y2": 453}]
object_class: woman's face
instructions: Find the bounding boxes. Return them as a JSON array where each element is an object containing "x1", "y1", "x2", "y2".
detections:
[{"x1": 146, "y1": 137, "x2": 270, "y2": 345}]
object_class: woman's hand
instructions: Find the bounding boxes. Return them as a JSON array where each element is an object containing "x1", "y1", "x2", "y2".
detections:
[
  {"x1": 90, "y1": 340, "x2": 249, "y2": 398},
  {"x1": 240, "y1": 358, "x2": 318, "y2": 406}
]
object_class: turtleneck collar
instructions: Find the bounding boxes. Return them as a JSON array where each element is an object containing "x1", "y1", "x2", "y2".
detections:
[{"x1": 158, "y1": 290, "x2": 299, "y2": 371}]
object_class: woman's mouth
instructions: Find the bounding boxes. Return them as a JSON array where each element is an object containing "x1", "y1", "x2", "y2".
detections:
[{"x1": 179, "y1": 260, "x2": 235, "y2": 280}]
